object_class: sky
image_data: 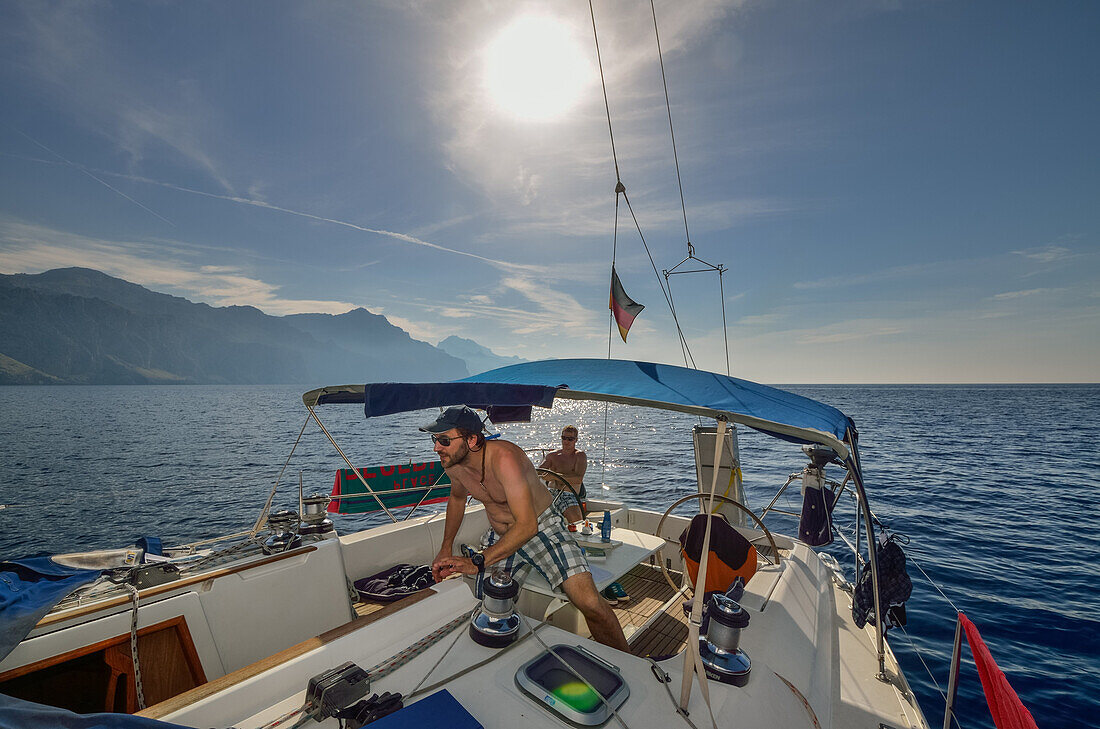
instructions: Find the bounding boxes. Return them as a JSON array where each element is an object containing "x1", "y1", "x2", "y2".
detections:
[{"x1": 0, "y1": 0, "x2": 1097, "y2": 383}]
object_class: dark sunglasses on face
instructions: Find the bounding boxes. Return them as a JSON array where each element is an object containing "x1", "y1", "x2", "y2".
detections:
[
  {"x1": 430, "y1": 433, "x2": 464, "y2": 447},
  {"x1": 561, "y1": 435, "x2": 576, "y2": 441}
]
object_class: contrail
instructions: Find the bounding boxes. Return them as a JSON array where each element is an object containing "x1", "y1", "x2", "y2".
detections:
[
  {"x1": 105, "y1": 172, "x2": 539, "y2": 274},
  {"x1": 11, "y1": 127, "x2": 176, "y2": 228},
  {"x1": 10, "y1": 139, "x2": 541, "y2": 275}
]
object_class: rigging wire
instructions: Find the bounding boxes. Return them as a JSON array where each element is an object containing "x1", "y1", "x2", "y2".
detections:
[
  {"x1": 621, "y1": 189, "x2": 695, "y2": 368},
  {"x1": 588, "y1": 0, "x2": 694, "y2": 370},
  {"x1": 650, "y1": 0, "x2": 691, "y2": 249},
  {"x1": 650, "y1": 0, "x2": 733, "y2": 374}
]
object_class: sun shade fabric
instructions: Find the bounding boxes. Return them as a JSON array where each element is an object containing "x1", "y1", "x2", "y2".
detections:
[
  {"x1": 679, "y1": 514, "x2": 757, "y2": 594},
  {"x1": 310, "y1": 359, "x2": 853, "y2": 455},
  {"x1": 330, "y1": 463, "x2": 451, "y2": 514},
  {"x1": 463, "y1": 359, "x2": 853, "y2": 453},
  {"x1": 362, "y1": 382, "x2": 557, "y2": 418}
]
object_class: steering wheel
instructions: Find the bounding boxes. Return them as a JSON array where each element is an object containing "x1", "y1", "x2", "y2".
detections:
[
  {"x1": 653, "y1": 493, "x2": 782, "y2": 596},
  {"x1": 536, "y1": 468, "x2": 583, "y2": 514}
]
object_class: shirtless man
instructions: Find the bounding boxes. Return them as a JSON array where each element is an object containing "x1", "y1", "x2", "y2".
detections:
[
  {"x1": 425, "y1": 406, "x2": 628, "y2": 651},
  {"x1": 539, "y1": 425, "x2": 587, "y2": 524}
]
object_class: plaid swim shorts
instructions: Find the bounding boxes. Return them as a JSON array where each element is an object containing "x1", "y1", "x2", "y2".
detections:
[
  {"x1": 550, "y1": 482, "x2": 587, "y2": 512},
  {"x1": 487, "y1": 502, "x2": 590, "y2": 590}
]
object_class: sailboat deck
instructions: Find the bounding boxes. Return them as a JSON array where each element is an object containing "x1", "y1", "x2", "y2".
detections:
[
  {"x1": 614, "y1": 563, "x2": 690, "y2": 658},
  {"x1": 354, "y1": 563, "x2": 691, "y2": 658}
]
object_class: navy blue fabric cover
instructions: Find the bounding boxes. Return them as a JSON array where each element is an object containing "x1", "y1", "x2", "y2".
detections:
[
  {"x1": 363, "y1": 382, "x2": 557, "y2": 418},
  {"x1": 0, "y1": 694, "x2": 190, "y2": 729},
  {"x1": 0, "y1": 558, "x2": 101, "y2": 663}
]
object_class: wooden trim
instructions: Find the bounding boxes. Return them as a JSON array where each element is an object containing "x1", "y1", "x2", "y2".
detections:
[
  {"x1": 36, "y1": 546, "x2": 318, "y2": 629},
  {"x1": 0, "y1": 616, "x2": 205, "y2": 684},
  {"x1": 136, "y1": 588, "x2": 436, "y2": 720}
]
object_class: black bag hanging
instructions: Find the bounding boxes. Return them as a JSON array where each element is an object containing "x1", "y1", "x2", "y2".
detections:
[{"x1": 852, "y1": 535, "x2": 913, "y2": 630}]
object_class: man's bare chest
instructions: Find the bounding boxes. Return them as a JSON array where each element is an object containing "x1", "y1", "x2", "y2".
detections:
[{"x1": 453, "y1": 468, "x2": 506, "y2": 505}]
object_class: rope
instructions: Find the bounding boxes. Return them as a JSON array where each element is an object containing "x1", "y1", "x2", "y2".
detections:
[
  {"x1": 646, "y1": 659, "x2": 700, "y2": 729},
  {"x1": 251, "y1": 412, "x2": 311, "y2": 536},
  {"x1": 406, "y1": 609, "x2": 469, "y2": 697},
  {"x1": 125, "y1": 584, "x2": 147, "y2": 710},
  {"x1": 905, "y1": 548, "x2": 963, "y2": 614},
  {"x1": 649, "y1": 0, "x2": 691, "y2": 251},
  {"x1": 621, "y1": 190, "x2": 696, "y2": 367},
  {"x1": 588, "y1": 0, "x2": 622, "y2": 184},
  {"x1": 895, "y1": 623, "x2": 950, "y2": 704},
  {"x1": 366, "y1": 609, "x2": 475, "y2": 681}
]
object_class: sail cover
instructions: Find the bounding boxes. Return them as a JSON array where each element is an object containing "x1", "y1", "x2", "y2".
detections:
[{"x1": 304, "y1": 359, "x2": 854, "y2": 457}]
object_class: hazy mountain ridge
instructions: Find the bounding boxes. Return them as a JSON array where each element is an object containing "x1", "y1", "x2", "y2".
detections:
[
  {"x1": 0, "y1": 268, "x2": 478, "y2": 385},
  {"x1": 436, "y1": 335, "x2": 525, "y2": 375}
]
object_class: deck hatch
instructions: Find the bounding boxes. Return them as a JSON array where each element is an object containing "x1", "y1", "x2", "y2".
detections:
[{"x1": 515, "y1": 644, "x2": 629, "y2": 726}]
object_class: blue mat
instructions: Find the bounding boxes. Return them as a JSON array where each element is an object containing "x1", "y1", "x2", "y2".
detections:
[{"x1": 371, "y1": 689, "x2": 482, "y2": 728}]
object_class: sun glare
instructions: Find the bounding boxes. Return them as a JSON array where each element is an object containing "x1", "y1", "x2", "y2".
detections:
[{"x1": 484, "y1": 15, "x2": 593, "y2": 122}]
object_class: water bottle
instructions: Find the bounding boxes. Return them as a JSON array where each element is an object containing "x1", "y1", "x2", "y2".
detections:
[{"x1": 600, "y1": 510, "x2": 612, "y2": 542}]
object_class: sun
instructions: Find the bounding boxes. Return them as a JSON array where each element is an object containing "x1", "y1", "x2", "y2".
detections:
[{"x1": 483, "y1": 15, "x2": 594, "y2": 122}]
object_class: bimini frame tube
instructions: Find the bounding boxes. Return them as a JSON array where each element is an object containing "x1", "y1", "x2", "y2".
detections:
[
  {"x1": 846, "y1": 428, "x2": 887, "y2": 680},
  {"x1": 306, "y1": 404, "x2": 400, "y2": 524}
]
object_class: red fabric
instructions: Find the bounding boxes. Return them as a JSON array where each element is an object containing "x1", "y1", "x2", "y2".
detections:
[{"x1": 959, "y1": 612, "x2": 1038, "y2": 729}]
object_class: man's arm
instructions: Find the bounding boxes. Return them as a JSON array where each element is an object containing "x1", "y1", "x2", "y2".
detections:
[
  {"x1": 431, "y1": 475, "x2": 468, "y2": 581},
  {"x1": 575, "y1": 451, "x2": 587, "y2": 481}
]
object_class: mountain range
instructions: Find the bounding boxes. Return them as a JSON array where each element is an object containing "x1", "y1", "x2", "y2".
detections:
[{"x1": 0, "y1": 268, "x2": 522, "y2": 385}]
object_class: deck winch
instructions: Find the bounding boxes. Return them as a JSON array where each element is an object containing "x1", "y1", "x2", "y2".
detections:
[
  {"x1": 698, "y1": 592, "x2": 751, "y2": 687},
  {"x1": 299, "y1": 493, "x2": 335, "y2": 535},
  {"x1": 262, "y1": 509, "x2": 302, "y2": 554},
  {"x1": 469, "y1": 569, "x2": 521, "y2": 648}
]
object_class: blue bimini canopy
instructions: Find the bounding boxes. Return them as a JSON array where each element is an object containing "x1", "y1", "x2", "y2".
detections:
[{"x1": 303, "y1": 359, "x2": 856, "y2": 458}]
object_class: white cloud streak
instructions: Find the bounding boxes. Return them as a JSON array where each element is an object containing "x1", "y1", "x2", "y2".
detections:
[
  {"x1": 0, "y1": 220, "x2": 357, "y2": 315},
  {"x1": 1013, "y1": 245, "x2": 1071, "y2": 264}
]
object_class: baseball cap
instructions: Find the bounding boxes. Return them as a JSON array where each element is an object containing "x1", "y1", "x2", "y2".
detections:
[{"x1": 419, "y1": 406, "x2": 484, "y2": 434}]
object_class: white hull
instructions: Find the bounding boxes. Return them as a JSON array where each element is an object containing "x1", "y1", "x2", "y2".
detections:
[{"x1": 3, "y1": 500, "x2": 928, "y2": 729}]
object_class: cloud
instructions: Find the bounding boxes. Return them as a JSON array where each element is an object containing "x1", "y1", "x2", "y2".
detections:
[
  {"x1": 992, "y1": 288, "x2": 1051, "y2": 300},
  {"x1": 796, "y1": 324, "x2": 904, "y2": 345},
  {"x1": 735, "y1": 312, "x2": 785, "y2": 327},
  {"x1": 0, "y1": 220, "x2": 358, "y2": 315},
  {"x1": 1013, "y1": 245, "x2": 1071, "y2": 264},
  {"x1": 794, "y1": 262, "x2": 937, "y2": 290}
]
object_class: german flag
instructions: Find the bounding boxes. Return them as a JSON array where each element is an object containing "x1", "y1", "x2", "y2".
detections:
[{"x1": 610, "y1": 266, "x2": 645, "y2": 343}]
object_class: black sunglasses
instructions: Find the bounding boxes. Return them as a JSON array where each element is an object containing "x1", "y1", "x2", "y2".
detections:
[
  {"x1": 430, "y1": 433, "x2": 465, "y2": 447},
  {"x1": 561, "y1": 435, "x2": 576, "y2": 441}
]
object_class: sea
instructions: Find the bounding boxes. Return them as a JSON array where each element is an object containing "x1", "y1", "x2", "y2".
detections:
[{"x1": 1, "y1": 383, "x2": 1097, "y2": 728}]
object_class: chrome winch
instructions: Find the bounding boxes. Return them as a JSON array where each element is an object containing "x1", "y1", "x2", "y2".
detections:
[
  {"x1": 469, "y1": 569, "x2": 521, "y2": 648},
  {"x1": 262, "y1": 509, "x2": 303, "y2": 554},
  {"x1": 299, "y1": 493, "x2": 335, "y2": 536},
  {"x1": 698, "y1": 592, "x2": 751, "y2": 687}
]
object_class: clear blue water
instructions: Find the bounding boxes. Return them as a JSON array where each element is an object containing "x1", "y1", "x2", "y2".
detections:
[{"x1": 1, "y1": 383, "x2": 1096, "y2": 728}]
